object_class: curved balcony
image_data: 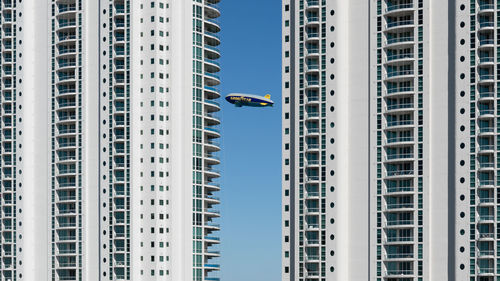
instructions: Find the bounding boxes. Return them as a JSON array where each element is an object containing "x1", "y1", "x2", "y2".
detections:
[
  {"x1": 305, "y1": 111, "x2": 320, "y2": 120},
  {"x1": 478, "y1": 39, "x2": 495, "y2": 49},
  {"x1": 385, "y1": 136, "x2": 414, "y2": 146},
  {"x1": 205, "y1": 18, "x2": 221, "y2": 34},
  {"x1": 385, "y1": 20, "x2": 414, "y2": 31},
  {"x1": 385, "y1": 3, "x2": 414, "y2": 15},
  {"x1": 477, "y1": 232, "x2": 495, "y2": 241},
  {"x1": 385, "y1": 53, "x2": 414, "y2": 64},
  {"x1": 478, "y1": 197, "x2": 495, "y2": 206},
  {"x1": 477, "y1": 267, "x2": 494, "y2": 276},
  {"x1": 305, "y1": 127, "x2": 320, "y2": 136},
  {"x1": 385, "y1": 202, "x2": 414, "y2": 212},
  {"x1": 205, "y1": 181, "x2": 221, "y2": 192},
  {"x1": 478, "y1": 127, "x2": 495, "y2": 135},
  {"x1": 478, "y1": 74, "x2": 495, "y2": 84},
  {"x1": 305, "y1": 176, "x2": 320, "y2": 184},
  {"x1": 205, "y1": 45, "x2": 221, "y2": 60},
  {"x1": 478, "y1": 3, "x2": 495, "y2": 13},
  {"x1": 385, "y1": 270, "x2": 414, "y2": 278},
  {"x1": 385, "y1": 103, "x2": 414, "y2": 113},
  {"x1": 478, "y1": 161, "x2": 495, "y2": 171},
  {"x1": 385, "y1": 70, "x2": 414, "y2": 81},
  {"x1": 204, "y1": 127, "x2": 221, "y2": 139},
  {"x1": 204, "y1": 86, "x2": 221, "y2": 100},
  {"x1": 478, "y1": 21, "x2": 495, "y2": 31},
  {"x1": 205, "y1": 72, "x2": 220, "y2": 86},
  {"x1": 305, "y1": 143, "x2": 320, "y2": 152},
  {"x1": 305, "y1": 32, "x2": 320, "y2": 42},
  {"x1": 478, "y1": 215, "x2": 495, "y2": 223},
  {"x1": 204, "y1": 140, "x2": 221, "y2": 153},
  {"x1": 385, "y1": 120, "x2": 414, "y2": 130},
  {"x1": 385, "y1": 186, "x2": 414, "y2": 196},
  {"x1": 205, "y1": 59, "x2": 220, "y2": 73},
  {"x1": 383, "y1": 252, "x2": 414, "y2": 261},
  {"x1": 478, "y1": 180, "x2": 495, "y2": 188},
  {"x1": 205, "y1": 4, "x2": 220, "y2": 19},
  {"x1": 205, "y1": 112, "x2": 221, "y2": 126},
  {"x1": 204, "y1": 167, "x2": 221, "y2": 179},
  {"x1": 384, "y1": 153, "x2": 414, "y2": 163},
  {"x1": 306, "y1": 47, "x2": 320, "y2": 57},
  {"x1": 305, "y1": 16, "x2": 320, "y2": 26},
  {"x1": 478, "y1": 91, "x2": 495, "y2": 100},
  {"x1": 205, "y1": 31, "x2": 220, "y2": 47},
  {"x1": 305, "y1": 0, "x2": 320, "y2": 10},
  {"x1": 305, "y1": 64, "x2": 320, "y2": 74},
  {"x1": 385, "y1": 36, "x2": 414, "y2": 47},
  {"x1": 305, "y1": 94, "x2": 320, "y2": 104},
  {"x1": 478, "y1": 144, "x2": 494, "y2": 153},
  {"x1": 478, "y1": 56, "x2": 494, "y2": 66},
  {"x1": 478, "y1": 109, "x2": 495, "y2": 118},
  {"x1": 385, "y1": 170, "x2": 414, "y2": 179},
  {"x1": 205, "y1": 99, "x2": 221, "y2": 112},
  {"x1": 204, "y1": 236, "x2": 221, "y2": 245}
]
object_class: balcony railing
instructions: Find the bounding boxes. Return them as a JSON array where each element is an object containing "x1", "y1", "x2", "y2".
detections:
[
  {"x1": 386, "y1": 220, "x2": 413, "y2": 226},
  {"x1": 386, "y1": 3, "x2": 413, "y2": 12},
  {"x1": 386, "y1": 20, "x2": 414, "y2": 29},
  {"x1": 386, "y1": 36, "x2": 414, "y2": 45},
  {"x1": 387, "y1": 70, "x2": 414, "y2": 78}
]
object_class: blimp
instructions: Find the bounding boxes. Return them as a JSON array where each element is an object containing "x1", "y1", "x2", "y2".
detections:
[{"x1": 225, "y1": 93, "x2": 274, "y2": 108}]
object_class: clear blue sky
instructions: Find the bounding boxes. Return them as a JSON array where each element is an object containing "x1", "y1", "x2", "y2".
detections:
[{"x1": 216, "y1": 0, "x2": 282, "y2": 280}]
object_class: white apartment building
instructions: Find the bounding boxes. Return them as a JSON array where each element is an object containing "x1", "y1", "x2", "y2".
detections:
[
  {"x1": 282, "y1": 0, "x2": 491, "y2": 280},
  {"x1": 0, "y1": 0, "x2": 222, "y2": 281}
]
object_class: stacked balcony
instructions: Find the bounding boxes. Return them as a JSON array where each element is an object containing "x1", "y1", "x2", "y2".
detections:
[
  {"x1": 54, "y1": 1, "x2": 79, "y2": 280},
  {"x1": 203, "y1": 0, "x2": 222, "y2": 280},
  {"x1": 302, "y1": 1, "x2": 323, "y2": 278},
  {"x1": 473, "y1": 2, "x2": 496, "y2": 279},
  {"x1": 109, "y1": 1, "x2": 130, "y2": 279},
  {"x1": 381, "y1": 1, "x2": 417, "y2": 280},
  {"x1": 0, "y1": 0, "x2": 15, "y2": 279}
]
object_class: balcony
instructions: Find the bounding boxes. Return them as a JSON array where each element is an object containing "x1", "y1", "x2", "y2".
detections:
[
  {"x1": 479, "y1": 39, "x2": 494, "y2": 47},
  {"x1": 386, "y1": 20, "x2": 414, "y2": 30},
  {"x1": 386, "y1": 70, "x2": 414, "y2": 80},
  {"x1": 385, "y1": 153, "x2": 414, "y2": 162},
  {"x1": 385, "y1": 252, "x2": 413, "y2": 260},
  {"x1": 386, "y1": 186, "x2": 413, "y2": 194},
  {"x1": 385, "y1": 236, "x2": 414, "y2": 243},
  {"x1": 385, "y1": 3, "x2": 414, "y2": 14},
  {"x1": 386, "y1": 53, "x2": 414, "y2": 63},
  {"x1": 478, "y1": 215, "x2": 494, "y2": 222},
  {"x1": 386, "y1": 120, "x2": 414, "y2": 128},
  {"x1": 386, "y1": 36, "x2": 414, "y2": 46},
  {"x1": 386, "y1": 270, "x2": 414, "y2": 276},
  {"x1": 386, "y1": 219, "x2": 413, "y2": 227},
  {"x1": 479, "y1": 21, "x2": 494, "y2": 30},
  {"x1": 386, "y1": 203, "x2": 414, "y2": 210}
]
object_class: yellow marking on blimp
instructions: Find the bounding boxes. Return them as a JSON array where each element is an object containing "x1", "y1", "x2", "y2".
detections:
[
  {"x1": 230, "y1": 96, "x2": 251, "y2": 102},
  {"x1": 265, "y1": 94, "x2": 271, "y2": 99}
]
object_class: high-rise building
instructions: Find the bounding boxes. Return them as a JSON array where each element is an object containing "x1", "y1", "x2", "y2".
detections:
[
  {"x1": 282, "y1": 0, "x2": 493, "y2": 280},
  {"x1": 0, "y1": 0, "x2": 222, "y2": 281}
]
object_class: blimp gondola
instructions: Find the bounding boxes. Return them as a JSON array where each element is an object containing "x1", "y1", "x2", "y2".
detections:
[{"x1": 225, "y1": 93, "x2": 274, "y2": 108}]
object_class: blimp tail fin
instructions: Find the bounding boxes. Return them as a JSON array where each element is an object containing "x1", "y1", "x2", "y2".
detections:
[{"x1": 265, "y1": 94, "x2": 271, "y2": 100}]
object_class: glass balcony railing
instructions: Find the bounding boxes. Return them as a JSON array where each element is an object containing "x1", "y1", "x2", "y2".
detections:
[
  {"x1": 387, "y1": 170, "x2": 414, "y2": 177},
  {"x1": 386, "y1": 120, "x2": 414, "y2": 127},
  {"x1": 386, "y1": 3, "x2": 413, "y2": 12},
  {"x1": 387, "y1": 70, "x2": 414, "y2": 78},
  {"x1": 386, "y1": 270, "x2": 413, "y2": 276},
  {"x1": 386, "y1": 186, "x2": 413, "y2": 193},
  {"x1": 386, "y1": 20, "x2": 414, "y2": 29},
  {"x1": 386, "y1": 36, "x2": 414, "y2": 45},
  {"x1": 386, "y1": 236, "x2": 413, "y2": 243}
]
